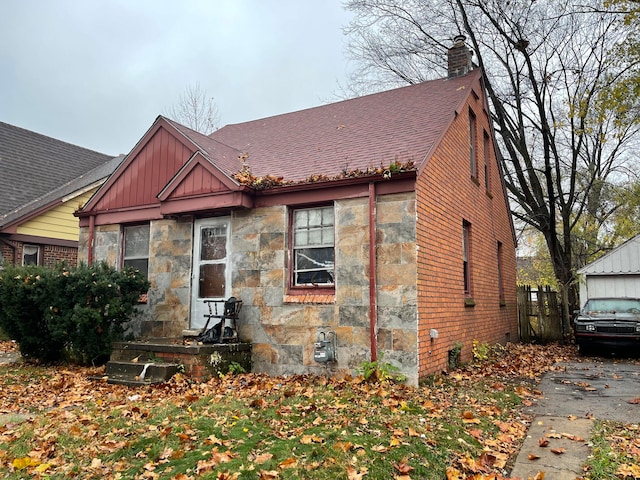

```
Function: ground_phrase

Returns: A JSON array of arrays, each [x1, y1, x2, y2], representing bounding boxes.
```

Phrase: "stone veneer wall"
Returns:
[[143, 219, 193, 338], [79, 191, 419, 383], [79, 220, 193, 339], [233, 193, 418, 384], [375, 193, 418, 384]]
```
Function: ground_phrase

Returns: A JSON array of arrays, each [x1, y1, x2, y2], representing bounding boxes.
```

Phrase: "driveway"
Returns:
[[510, 355, 640, 479], [532, 356, 640, 422]]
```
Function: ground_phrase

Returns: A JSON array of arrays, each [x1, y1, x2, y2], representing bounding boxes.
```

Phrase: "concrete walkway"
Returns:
[[510, 415, 592, 479], [0, 350, 20, 365], [510, 358, 640, 479]]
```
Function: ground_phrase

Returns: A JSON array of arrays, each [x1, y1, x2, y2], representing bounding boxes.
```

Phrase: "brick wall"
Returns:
[[1, 242, 15, 265], [0, 240, 78, 268], [43, 244, 78, 267], [416, 91, 518, 379]]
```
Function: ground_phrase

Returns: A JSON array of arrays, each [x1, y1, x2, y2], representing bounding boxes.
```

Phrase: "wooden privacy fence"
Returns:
[[518, 285, 564, 343]]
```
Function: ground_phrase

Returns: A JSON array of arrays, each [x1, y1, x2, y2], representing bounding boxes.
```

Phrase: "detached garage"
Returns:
[[578, 235, 640, 304]]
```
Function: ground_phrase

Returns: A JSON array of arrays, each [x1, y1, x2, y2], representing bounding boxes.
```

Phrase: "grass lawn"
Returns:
[[0, 342, 631, 479]]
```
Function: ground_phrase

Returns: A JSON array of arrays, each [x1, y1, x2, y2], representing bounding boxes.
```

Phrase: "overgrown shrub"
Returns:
[[0, 262, 149, 365]]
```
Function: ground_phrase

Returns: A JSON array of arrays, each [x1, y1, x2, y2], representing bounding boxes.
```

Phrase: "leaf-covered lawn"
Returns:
[[0, 342, 635, 479]]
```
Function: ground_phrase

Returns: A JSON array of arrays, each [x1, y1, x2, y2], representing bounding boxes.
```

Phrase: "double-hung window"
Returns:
[[469, 109, 477, 179], [292, 206, 335, 287], [462, 221, 471, 296], [123, 224, 150, 278], [497, 241, 505, 304], [483, 130, 490, 192]]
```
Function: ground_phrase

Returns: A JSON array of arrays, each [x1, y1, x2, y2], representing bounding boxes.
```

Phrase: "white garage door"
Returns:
[[585, 274, 640, 300]]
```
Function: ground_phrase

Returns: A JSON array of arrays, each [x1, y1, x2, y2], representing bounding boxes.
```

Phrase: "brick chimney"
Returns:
[[448, 35, 473, 78]]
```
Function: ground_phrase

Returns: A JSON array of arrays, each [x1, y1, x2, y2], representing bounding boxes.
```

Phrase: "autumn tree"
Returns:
[[344, 0, 640, 309], [166, 82, 220, 134]]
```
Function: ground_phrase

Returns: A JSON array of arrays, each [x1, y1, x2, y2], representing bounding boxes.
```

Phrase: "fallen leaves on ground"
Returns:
[[0, 341, 18, 353], [0, 342, 620, 479], [583, 418, 640, 479]]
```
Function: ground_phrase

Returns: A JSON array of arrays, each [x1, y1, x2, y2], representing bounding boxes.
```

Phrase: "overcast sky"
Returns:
[[0, 1, 353, 156]]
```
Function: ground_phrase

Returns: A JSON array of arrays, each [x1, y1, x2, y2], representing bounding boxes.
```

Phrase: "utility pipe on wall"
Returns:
[[368, 182, 378, 362]]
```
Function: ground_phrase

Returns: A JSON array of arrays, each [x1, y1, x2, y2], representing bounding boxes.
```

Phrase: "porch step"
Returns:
[[99, 339, 252, 383], [101, 360, 180, 386]]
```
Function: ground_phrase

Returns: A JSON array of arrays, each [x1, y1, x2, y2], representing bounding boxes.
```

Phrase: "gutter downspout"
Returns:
[[368, 182, 378, 362], [88, 214, 95, 265]]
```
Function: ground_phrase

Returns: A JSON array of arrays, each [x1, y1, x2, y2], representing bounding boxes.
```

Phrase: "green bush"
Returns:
[[357, 353, 406, 383], [0, 262, 149, 365]]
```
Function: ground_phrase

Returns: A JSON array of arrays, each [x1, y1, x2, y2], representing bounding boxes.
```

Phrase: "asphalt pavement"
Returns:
[[510, 356, 640, 479]]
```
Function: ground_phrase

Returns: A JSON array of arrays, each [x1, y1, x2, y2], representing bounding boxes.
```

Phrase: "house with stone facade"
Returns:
[[77, 39, 518, 385], [0, 121, 120, 268]]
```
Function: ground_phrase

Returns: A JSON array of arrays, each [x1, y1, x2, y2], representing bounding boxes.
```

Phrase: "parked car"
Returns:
[[574, 297, 640, 353]]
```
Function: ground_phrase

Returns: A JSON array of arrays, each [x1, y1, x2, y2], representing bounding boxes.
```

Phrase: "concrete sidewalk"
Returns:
[[0, 350, 20, 365], [510, 415, 592, 479], [510, 358, 640, 479]]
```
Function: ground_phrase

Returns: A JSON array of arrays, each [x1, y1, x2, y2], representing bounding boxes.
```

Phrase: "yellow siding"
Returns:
[[17, 188, 98, 241]]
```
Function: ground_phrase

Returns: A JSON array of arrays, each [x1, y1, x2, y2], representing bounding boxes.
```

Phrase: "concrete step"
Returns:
[[102, 360, 180, 386]]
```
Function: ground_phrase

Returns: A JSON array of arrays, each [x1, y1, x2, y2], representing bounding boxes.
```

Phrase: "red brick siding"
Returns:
[[0, 240, 78, 268], [43, 245, 78, 268], [1, 242, 16, 265], [416, 92, 517, 379]]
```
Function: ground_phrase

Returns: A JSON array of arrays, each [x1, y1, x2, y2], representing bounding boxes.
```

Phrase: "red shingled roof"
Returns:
[[81, 70, 483, 217], [208, 69, 481, 182], [165, 118, 244, 177]]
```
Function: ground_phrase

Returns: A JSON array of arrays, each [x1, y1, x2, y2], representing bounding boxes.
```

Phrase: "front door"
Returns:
[[190, 217, 231, 329]]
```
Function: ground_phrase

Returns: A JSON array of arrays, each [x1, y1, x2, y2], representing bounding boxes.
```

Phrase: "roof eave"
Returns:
[[251, 169, 417, 196]]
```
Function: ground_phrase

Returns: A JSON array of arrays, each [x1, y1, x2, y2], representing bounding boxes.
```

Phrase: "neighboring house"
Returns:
[[577, 235, 640, 304], [0, 121, 120, 268], [77, 38, 518, 384]]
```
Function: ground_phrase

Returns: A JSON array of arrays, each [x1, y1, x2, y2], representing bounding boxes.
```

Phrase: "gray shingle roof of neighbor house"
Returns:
[[204, 69, 482, 181], [0, 155, 125, 229], [0, 121, 115, 220]]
